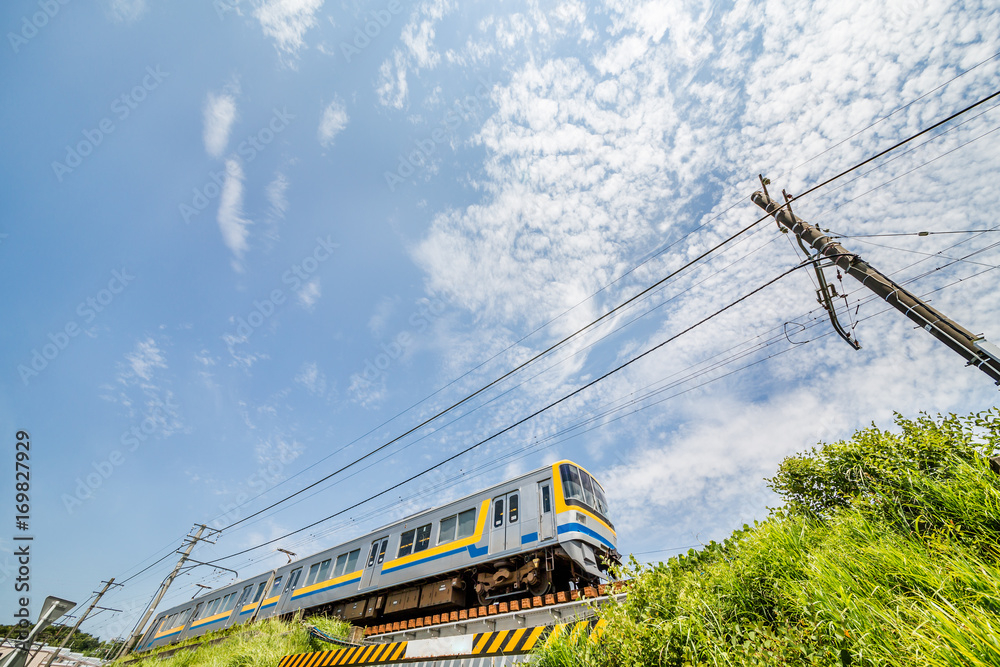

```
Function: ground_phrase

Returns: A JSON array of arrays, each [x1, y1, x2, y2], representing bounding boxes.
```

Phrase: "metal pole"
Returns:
[[42, 580, 116, 667], [751, 190, 1000, 384], [116, 525, 207, 659]]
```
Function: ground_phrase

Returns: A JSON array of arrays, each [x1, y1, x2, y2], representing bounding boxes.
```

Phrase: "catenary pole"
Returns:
[[751, 189, 1000, 384], [116, 526, 208, 659], [43, 579, 118, 667]]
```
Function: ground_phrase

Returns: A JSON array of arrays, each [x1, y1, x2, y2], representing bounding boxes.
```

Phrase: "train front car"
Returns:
[[551, 460, 618, 584]]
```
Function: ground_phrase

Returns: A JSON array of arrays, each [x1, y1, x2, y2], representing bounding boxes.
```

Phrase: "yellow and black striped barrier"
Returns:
[[278, 619, 606, 666]]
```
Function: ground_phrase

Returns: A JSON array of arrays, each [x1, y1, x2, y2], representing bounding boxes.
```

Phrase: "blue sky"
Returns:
[[2, 0, 999, 642]]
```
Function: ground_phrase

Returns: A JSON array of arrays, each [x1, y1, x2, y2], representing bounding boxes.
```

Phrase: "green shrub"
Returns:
[[533, 409, 1000, 666]]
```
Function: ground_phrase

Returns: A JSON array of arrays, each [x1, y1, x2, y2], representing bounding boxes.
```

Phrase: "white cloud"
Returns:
[[405, 0, 1000, 551], [222, 333, 270, 371], [254, 0, 324, 56], [297, 278, 321, 309], [266, 172, 289, 219], [109, 337, 184, 439], [295, 361, 327, 396], [368, 296, 399, 336], [318, 101, 349, 147], [203, 92, 238, 158], [126, 338, 167, 381], [348, 371, 387, 408], [217, 159, 252, 268], [376, 49, 410, 110], [106, 0, 148, 23]]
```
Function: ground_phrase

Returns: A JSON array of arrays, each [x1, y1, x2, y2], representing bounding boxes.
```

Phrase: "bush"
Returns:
[[533, 409, 1000, 666]]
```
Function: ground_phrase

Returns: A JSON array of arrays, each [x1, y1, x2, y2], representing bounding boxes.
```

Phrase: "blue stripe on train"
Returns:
[[557, 522, 613, 549], [292, 577, 362, 600]]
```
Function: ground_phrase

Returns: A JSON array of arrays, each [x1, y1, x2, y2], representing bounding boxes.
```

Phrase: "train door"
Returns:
[[360, 536, 389, 589], [223, 585, 253, 629], [537, 480, 555, 541], [275, 567, 302, 613], [489, 491, 521, 553]]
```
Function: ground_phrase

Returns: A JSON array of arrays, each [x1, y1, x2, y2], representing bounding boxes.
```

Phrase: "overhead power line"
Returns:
[[209, 84, 1000, 540], [206, 253, 848, 566]]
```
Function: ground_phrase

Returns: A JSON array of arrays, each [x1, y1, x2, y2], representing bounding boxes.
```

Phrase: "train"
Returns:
[[136, 460, 618, 651]]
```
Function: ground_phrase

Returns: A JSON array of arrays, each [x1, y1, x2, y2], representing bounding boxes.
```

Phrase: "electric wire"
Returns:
[[791, 49, 1000, 171], [208, 227, 786, 540], [103, 82, 1000, 637], [201, 86, 1000, 546]]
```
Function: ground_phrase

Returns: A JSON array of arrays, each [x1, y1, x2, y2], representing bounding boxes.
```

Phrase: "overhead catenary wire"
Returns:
[[206, 254, 856, 566], [100, 80, 1000, 637], [212, 202, 1000, 576], [208, 228, 787, 541], [791, 48, 1000, 172], [142, 245, 1000, 614], [211, 85, 1000, 541], [142, 227, 1000, 609], [206, 68, 1000, 531]]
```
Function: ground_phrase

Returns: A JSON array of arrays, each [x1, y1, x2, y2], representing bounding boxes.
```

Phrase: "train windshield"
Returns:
[[559, 463, 612, 526]]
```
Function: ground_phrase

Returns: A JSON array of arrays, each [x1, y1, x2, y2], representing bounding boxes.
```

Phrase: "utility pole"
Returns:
[[751, 187, 1000, 384], [116, 525, 214, 659], [43, 580, 120, 667]]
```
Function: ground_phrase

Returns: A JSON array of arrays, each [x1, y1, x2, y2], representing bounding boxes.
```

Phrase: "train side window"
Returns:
[[334, 553, 349, 577], [317, 558, 332, 582], [439, 515, 457, 544], [591, 477, 609, 514], [377, 538, 388, 564], [268, 577, 283, 597], [493, 498, 504, 527], [457, 508, 476, 538], [238, 585, 252, 605], [366, 541, 380, 567], [509, 493, 519, 523], [579, 471, 597, 508], [305, 562, 321, 586], [345, 549, 361, 573], [207, 599, 220, 616], [398, 530, 415, 557], [415, 524, 431, 552], [223, 594, 237, 612], [541, 485, 551, 513], [560, 464, 585, 502], [253, 582, 266, 603], [192, 603, 203, 621]]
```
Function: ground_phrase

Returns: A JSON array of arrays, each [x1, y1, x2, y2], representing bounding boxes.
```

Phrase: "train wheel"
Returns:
[[527, 571, 551, 597]]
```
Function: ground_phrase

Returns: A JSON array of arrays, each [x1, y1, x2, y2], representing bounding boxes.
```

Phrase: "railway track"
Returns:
[[282, 589, 626, 666], [362, 582, 625, 640]]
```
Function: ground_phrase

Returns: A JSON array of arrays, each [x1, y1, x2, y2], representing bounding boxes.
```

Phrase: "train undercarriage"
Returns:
[[302, 544, 613, 629]]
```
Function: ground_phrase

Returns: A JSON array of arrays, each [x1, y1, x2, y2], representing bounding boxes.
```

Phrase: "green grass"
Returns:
[[533, 409, 1000, 666], [116, 616, 351, 667]]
